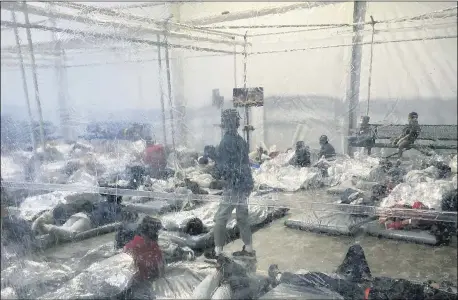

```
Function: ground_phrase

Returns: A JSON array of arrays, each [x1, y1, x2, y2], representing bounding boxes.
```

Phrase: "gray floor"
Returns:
[[42, 190, 457, 285]]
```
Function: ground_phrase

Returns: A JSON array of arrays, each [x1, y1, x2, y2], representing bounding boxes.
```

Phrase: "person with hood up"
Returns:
[[289, 141, 311, 168], [124, 216, 165, 280], [393, 112, 421, 158], [205, 109, 255, 259]]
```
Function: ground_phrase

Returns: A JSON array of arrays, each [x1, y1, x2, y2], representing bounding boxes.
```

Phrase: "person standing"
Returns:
[[206, 109, 255, 259]]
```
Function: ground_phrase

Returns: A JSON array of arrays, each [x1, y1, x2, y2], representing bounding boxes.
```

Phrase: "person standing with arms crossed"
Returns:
[[205, 109, 256, 260]]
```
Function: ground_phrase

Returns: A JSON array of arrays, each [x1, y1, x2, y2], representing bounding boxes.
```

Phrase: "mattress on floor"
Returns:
[[284, 212, 370, 236], [159, 195, 289, 250], [260, 283, 344, 300], [124, 199, 182, 215], [361, 221, 438, 245]]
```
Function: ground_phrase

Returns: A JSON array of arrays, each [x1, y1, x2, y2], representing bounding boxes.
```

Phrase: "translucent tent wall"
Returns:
[[0, 2, 244, 153], [1, 1, 456, 182], [177, 2, 457, 153]]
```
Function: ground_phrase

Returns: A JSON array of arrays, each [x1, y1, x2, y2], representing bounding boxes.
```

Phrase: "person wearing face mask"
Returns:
[[393, 112, 421, 158]]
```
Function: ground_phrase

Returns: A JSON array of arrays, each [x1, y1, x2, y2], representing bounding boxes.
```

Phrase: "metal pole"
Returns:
[[10, 10, 37, 152], [231, 38, 237, 139], [366, 15, 376, 116], [61, 49, 71, 141], [156, 34, 167, 146], [48, 6, 69, 141], [22, 1, 46, 150], [163, 24, 177, 153], [345, 1, 367, 156], [243, 31, 250, 151]]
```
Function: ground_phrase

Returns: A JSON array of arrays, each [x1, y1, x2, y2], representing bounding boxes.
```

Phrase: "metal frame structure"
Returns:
[[1, 2, 456, 154]]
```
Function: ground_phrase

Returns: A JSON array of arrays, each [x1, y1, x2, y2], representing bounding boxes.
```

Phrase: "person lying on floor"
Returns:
[[32, 194, 124, 240]]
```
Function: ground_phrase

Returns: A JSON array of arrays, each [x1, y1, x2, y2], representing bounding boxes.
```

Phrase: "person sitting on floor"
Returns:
[[289, 141, 311, 168], [143, 137, 174, 180], [315, 135, 336, 177], [124, 216, 165, 281]]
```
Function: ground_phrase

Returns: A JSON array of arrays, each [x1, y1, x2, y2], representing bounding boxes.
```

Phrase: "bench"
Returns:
[[350, 124, 458, 152]]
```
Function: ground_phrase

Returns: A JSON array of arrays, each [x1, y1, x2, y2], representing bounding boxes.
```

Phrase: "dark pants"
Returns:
[[348, 136, 374, 155]]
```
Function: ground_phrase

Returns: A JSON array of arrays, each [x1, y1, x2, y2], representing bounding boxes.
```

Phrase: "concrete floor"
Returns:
[[43, 190, 457, 285]]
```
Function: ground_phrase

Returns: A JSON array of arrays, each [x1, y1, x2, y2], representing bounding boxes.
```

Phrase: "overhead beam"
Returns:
[[1, 2, 247, 47], [56, 2, 245, 39], [0, 20, 242, 55], [187, 2, 339, 26]]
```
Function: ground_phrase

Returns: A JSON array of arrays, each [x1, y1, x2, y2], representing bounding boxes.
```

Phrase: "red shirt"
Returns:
[[143, 145, 167, 169], [124, 235, 164, 280]]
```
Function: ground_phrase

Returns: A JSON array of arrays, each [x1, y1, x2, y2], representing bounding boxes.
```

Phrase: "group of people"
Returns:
[[349, 112, 421, 158], [1, 107, 453, 292]]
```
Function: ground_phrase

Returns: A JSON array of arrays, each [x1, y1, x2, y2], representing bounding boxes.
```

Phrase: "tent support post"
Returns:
[[345, 1, 367, 157], [11, 10, 37, 152], [22, 1, 46, 150], [156, 34, 168, 146]]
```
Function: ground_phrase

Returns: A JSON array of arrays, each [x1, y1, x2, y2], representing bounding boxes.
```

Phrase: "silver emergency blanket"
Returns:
[[1, 259, 75, 299], [284, 211, 370, 236], [158, 193, 288, 250], [39, 253, 136, 299], [129, 260, 215, 299]]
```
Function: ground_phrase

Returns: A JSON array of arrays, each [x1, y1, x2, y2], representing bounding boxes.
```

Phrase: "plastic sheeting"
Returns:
[[1, 259, 76, 299], [39, 253, 136, 299], [159, 194, 288, 250], [252, 152, 380, 192], [380, 173, 455, 209]]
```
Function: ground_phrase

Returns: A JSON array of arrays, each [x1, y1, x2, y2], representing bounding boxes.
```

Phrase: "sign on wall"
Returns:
[[233, 87, 264, 107]]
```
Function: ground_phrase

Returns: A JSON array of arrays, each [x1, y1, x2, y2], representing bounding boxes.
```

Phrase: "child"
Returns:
[[124, 216, 165, 280]]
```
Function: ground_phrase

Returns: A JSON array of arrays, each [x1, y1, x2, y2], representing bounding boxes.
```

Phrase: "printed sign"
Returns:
[[233, 87, 264, 107]]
